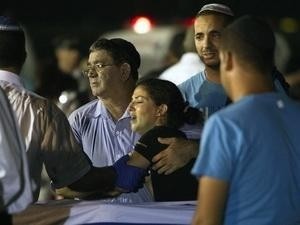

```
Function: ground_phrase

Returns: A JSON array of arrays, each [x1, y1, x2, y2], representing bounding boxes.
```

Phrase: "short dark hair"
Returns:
[[0, 22, 26, 68], [220, 15, 275, 74], [89, 38, 140, 81], [136, 78, 202, 128]]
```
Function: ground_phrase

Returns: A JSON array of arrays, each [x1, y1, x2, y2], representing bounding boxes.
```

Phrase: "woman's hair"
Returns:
[[136, 78, 203, 128]]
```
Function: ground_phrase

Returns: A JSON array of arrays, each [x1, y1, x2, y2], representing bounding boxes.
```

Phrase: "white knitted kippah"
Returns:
[[198, 3, 234, 16]]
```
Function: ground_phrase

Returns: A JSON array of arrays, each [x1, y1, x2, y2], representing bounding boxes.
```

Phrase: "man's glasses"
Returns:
[[82, 63, 114, 76]]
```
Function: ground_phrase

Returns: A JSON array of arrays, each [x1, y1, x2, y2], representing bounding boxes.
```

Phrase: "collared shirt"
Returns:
[[69, 99, 140, 166], [69, 100, 153, 203], [0, 87, 33, 213], [0, 70, 91, 201], [159, 52, 205, 85]]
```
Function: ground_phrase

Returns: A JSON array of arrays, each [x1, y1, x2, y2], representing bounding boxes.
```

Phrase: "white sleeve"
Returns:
[[0, 88, 33, 213]]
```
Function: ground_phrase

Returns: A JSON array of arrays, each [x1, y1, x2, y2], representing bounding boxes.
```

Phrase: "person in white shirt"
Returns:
[[0, 86, 33, 223], [159, 26, 204, 85]]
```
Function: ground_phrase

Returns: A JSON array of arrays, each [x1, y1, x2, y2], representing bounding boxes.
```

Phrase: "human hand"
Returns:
[[55, 187, 97, 199], [152, 137, 199, 175], [113, 155, 148, 193]]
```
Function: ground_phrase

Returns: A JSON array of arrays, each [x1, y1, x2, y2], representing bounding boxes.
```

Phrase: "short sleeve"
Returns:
[[191, 114, 243, 181], [68, 110, 82, 144], [178, 80, 189, 101]]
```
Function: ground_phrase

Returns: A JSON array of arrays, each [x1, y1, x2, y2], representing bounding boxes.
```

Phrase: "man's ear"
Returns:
[[120, 63, 131, 81], [223, 50, 233, 71], [156, 104, 168, 116]]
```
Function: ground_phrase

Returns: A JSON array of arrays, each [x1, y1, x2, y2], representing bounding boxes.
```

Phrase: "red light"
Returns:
[[182, 17, 196, 27], [130, 16, 153, 34]]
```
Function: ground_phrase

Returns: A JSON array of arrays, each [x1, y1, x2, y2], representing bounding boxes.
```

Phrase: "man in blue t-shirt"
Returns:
[[178, 3, 289, 118], [151, 3, 236, 175], [153, 2, 290, 176], [192, 15, 300, 225]]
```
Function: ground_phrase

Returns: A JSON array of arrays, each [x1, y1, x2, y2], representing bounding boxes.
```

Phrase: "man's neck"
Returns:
[[104, 101, 129, 121], [232, 74, 274, 102], [100, 89, 133, 121], [205, 66, 221, 84]]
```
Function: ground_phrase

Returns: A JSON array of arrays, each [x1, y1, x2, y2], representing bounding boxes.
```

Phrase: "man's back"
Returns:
[[0, 71, 91, 201], [193, 93, 300, 224], [0, 87, 33, 214]]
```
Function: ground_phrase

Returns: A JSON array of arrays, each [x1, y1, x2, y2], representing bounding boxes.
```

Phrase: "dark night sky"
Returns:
[[1, 0, 300, 61], [3, 0, 300, 19]]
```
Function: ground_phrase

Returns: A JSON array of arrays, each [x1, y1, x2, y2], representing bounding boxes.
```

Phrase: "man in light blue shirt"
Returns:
[[69, 100, 151, 203], [150, 3, 235, 176], [69, 38, 153, 203], [69, 38, 202, 203], [192, 15, 300, 225], [152, 3, 290, 178], [178, 3, 289, 118], [151, 3, 235, 175]]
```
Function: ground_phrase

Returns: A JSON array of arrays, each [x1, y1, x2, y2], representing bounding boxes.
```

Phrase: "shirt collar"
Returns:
[[0, 70, 24, 87], [92, 100, 131, 121]]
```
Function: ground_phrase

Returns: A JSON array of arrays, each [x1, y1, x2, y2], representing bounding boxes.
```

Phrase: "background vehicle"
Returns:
[[101, 16, 186, 78]]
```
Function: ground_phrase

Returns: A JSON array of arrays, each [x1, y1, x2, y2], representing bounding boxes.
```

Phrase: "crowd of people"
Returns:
[[1, 2, 300, 225]]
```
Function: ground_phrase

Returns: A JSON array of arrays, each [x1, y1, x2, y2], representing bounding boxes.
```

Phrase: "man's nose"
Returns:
[[87, 69, 97, 78], [202, 35, 211, 47], [128, 101, 135, 111]]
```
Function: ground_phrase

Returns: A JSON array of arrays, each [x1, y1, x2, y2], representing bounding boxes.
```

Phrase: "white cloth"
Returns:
[[14, 200, 195, 224], [0, 87, 33, 213], [67, 200, 195, 224], [159, 52, 205, 85]]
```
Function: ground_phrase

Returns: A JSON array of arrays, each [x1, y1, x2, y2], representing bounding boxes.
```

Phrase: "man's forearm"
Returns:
[[65, 156, 148, 196], [68, 166, 116, 193]]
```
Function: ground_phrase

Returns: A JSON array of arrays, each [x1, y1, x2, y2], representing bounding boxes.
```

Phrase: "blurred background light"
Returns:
[[131, 16, 153, 34], [279, 17, 299, 33]]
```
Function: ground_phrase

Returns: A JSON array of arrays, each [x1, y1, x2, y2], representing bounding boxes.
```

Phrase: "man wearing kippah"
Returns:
[[0, 16, 146, 202], [179, 2, 289, 117], [192, 15, 300, 225], [151, 2, 290, 176], [178, 3, 235, 118]]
